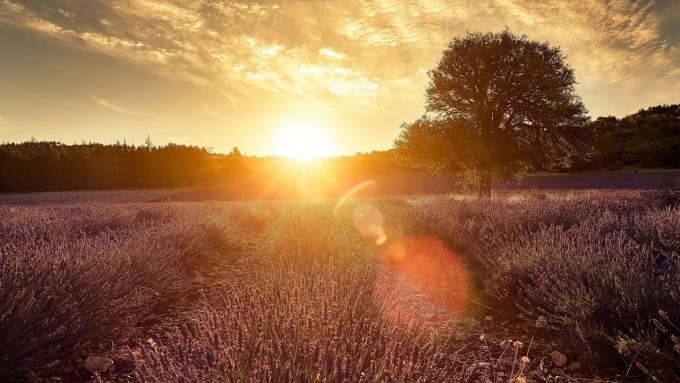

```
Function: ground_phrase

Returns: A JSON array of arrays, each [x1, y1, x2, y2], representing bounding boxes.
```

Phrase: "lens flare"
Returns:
[[334, 180, 387, 244], [332, 180, 379, 216], [376, 237, 470, 326], [351, 203, 387, 245]]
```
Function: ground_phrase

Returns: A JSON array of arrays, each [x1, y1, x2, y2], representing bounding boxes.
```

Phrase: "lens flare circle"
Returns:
[[351, 203, 387, 245], [333, 180, 379, 216], [376, 236, 470, 326]]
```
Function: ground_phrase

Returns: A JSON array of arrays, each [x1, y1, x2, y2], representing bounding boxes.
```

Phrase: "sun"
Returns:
[[273, 120, 333, 160]]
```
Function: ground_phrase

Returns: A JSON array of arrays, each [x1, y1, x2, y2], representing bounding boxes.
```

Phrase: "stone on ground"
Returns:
[[550, 351, 568, 367], [85, 356, 114, 373]]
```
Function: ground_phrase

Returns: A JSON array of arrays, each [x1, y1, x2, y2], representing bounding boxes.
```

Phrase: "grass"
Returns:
[[0, 191, 678, 382]]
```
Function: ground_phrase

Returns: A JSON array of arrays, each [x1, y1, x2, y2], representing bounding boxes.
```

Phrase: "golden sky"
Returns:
[[0, 0, 678, 155]]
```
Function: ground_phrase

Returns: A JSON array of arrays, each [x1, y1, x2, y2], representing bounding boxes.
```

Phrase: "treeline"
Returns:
[[1, 103, 679, 193], [0, 141, 216, 192], [574, 104, 680, 170], [0, 141, 407, 193]]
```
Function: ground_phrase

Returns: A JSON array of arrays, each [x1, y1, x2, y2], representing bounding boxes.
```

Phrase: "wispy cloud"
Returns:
[[92, 97, 132, 115], [0, 114, 10, 132]]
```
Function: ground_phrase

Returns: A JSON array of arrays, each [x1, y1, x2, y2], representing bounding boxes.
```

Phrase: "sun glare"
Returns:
[[273, 121, 333, 160]]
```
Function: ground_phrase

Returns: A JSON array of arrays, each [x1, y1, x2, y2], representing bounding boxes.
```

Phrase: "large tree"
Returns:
[[395, 30, 592, 196]]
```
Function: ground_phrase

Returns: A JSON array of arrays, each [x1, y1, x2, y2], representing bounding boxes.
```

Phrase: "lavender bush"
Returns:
[[0, 191, 678, 382]]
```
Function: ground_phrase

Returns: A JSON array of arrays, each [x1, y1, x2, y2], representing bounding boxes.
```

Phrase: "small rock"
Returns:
[[551, 351, 568, 367], [191, 274, 205, 285], [454, 332, 467, 341], [500, 339, 510, 348], [85, 356, 114, 373], [484, 316, 493, 321], [568, 361, 582, 370]]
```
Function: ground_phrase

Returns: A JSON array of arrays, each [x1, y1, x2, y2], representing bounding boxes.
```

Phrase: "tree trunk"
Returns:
[[477, 170, 492, 198], [478, 117, 493, 198]]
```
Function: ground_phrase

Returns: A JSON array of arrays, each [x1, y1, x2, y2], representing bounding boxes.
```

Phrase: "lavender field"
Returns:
[[1, 191, 679, 382]]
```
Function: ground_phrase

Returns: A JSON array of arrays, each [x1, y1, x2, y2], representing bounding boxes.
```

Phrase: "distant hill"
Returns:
[[574, 104, 680, 170]]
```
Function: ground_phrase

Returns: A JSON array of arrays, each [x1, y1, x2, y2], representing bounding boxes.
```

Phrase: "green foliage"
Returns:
[[574, 104, 680, 170], [395, 30, 592, 195]]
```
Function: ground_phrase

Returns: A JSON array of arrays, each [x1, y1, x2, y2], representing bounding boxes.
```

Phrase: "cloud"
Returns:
[[0, 114, 10, 132], [3, 0, 676, 107], [92, 97, 132, 115]]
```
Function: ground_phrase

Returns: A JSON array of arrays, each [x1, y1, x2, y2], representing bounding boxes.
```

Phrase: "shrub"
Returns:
[[0, 204, 236, 380], [2, 191, 679, 381]]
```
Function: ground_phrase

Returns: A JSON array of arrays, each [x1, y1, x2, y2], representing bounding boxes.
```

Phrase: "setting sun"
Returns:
[[3, 1, 680, 382], [272, 121, 333, 160]]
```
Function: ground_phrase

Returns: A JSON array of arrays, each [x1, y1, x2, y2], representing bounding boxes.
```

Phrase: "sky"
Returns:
[[0, 0, 678, 156]]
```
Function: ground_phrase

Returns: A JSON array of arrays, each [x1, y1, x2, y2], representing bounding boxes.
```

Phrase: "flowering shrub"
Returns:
[[1, 191, 678, 381]]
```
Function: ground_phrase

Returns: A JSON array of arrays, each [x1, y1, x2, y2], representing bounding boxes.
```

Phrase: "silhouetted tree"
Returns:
[[144, 135, 154, 150], [395, 30, 592, 196]]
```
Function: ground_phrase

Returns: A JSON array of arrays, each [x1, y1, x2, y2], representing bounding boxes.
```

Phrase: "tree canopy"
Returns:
[[395, 30, 592, 196], [577, 104, 680, 170]]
